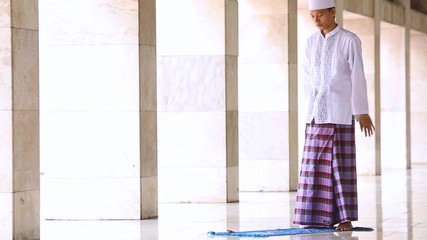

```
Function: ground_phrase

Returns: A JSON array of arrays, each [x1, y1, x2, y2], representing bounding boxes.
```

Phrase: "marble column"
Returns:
[[287, 1, 299, 191], [157, 0, 238, 202], [0, 1, 40, 239], [404, 0, 412, 168], [335, 0, 344, 25], [40, 0, 155, 219], [139, 0, 158, 219], [374, 0, 382, 174], [239, 0, 295, 192]]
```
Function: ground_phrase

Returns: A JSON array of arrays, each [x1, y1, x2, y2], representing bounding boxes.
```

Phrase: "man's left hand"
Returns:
[[359, 114, 375, 137]]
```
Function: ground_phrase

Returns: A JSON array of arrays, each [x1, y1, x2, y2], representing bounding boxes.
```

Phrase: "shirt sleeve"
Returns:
[[303, 38, 312, 101], [349, 36, 369, 116]]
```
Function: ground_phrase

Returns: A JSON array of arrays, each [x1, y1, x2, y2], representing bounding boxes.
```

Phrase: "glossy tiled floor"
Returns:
[[41, 164, 427, 239]]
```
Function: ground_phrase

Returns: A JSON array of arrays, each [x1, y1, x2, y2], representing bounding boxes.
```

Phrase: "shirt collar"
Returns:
[[321, 25, 341, 38]]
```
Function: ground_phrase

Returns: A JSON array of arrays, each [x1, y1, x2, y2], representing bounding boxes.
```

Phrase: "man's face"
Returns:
[[310, 8, 336, 31]]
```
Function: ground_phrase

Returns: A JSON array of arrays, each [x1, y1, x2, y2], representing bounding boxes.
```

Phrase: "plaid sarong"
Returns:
[[293, 121, 358, 227]]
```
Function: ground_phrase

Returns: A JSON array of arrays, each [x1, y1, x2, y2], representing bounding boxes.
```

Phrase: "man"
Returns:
[[293, 0, 375, 231]]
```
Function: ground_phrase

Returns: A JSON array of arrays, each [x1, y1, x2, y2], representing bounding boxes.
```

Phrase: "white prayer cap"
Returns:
[[308, 0, 335, 10]]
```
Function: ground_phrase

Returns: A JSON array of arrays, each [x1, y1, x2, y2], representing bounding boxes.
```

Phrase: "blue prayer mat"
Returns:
[[207, 227, 374, 238]]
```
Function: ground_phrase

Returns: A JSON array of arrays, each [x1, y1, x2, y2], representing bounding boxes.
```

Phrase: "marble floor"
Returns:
[[40, 164, 427, 240]]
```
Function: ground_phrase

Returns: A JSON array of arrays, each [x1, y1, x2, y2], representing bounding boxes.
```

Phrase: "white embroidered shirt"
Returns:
[[303, 25, 369, 124]]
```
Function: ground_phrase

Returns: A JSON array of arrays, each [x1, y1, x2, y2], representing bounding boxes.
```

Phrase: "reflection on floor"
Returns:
[[41, 165, 427, 239]]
